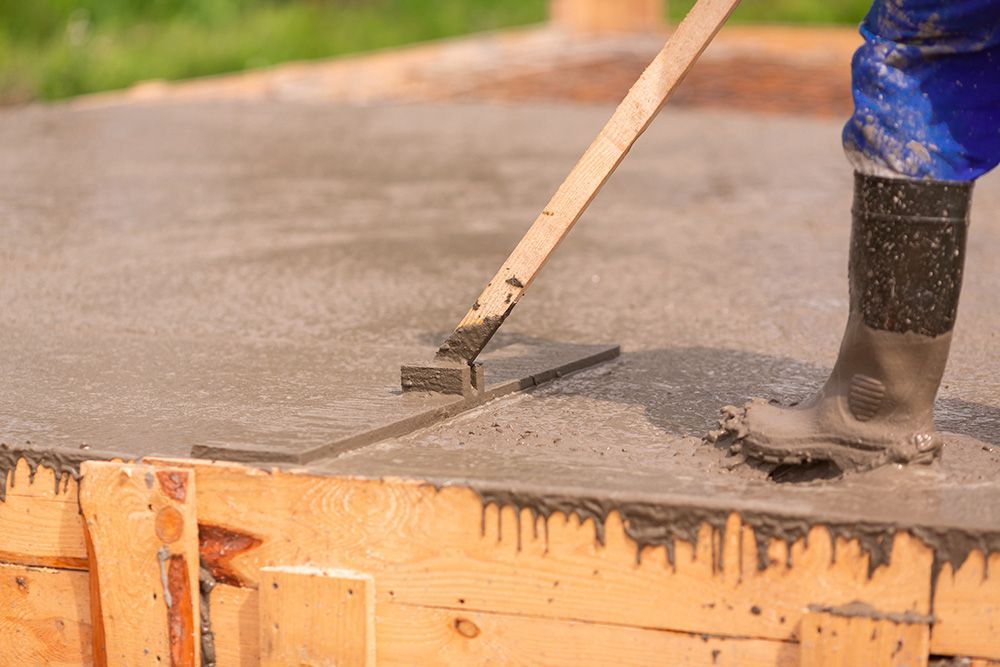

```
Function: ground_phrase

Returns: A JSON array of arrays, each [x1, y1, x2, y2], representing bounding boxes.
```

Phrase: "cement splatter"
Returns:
[[807, 601, 934, 624]]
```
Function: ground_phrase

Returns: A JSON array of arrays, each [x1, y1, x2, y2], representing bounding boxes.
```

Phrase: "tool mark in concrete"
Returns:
[[193, 344, 620, 464]]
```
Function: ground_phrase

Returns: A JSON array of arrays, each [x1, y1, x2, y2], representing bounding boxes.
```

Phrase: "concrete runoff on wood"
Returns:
[[1, 100, 999, 572]]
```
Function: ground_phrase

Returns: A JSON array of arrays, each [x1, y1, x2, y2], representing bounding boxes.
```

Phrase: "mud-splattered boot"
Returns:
[[720, 172, 973, 471]]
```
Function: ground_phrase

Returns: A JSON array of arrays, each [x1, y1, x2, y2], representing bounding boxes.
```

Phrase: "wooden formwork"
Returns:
[[550, 0, 666, 35], [1, 455, 999, 666]]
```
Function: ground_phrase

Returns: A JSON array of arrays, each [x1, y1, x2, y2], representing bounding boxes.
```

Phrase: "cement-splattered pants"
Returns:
[[844, 0, 1000, 182]]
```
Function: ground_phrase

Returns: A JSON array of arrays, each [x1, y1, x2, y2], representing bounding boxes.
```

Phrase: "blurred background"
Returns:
[[0, 0, 871, 109]]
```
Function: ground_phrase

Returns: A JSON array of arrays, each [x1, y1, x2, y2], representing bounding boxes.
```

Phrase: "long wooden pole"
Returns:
[[434, 0, 740, 363]]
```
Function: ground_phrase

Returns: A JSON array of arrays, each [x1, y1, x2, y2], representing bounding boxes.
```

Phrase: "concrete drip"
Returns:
[[0, 442, 131, 501], [461, 482, 1000, 591], [3, 442, 998, 611]]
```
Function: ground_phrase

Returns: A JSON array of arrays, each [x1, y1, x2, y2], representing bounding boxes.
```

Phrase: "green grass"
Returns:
[[0, 0, 868, 105], [0, 0, 547, 104], [669, 0, 870, 25]]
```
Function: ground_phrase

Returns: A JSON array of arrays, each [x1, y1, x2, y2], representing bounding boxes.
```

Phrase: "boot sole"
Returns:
[[741, 434, 889, 471], [741, 433, 940, 471]]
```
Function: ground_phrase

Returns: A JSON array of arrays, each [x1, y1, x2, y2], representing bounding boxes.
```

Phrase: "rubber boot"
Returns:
[[722, 172, 973, 471]]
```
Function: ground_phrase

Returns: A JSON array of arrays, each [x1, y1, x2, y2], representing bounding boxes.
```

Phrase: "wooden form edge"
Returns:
[[2, 451, 999, 662], [145, 457, 1000, 662]]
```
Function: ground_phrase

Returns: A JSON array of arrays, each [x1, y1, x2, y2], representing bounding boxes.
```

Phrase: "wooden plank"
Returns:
[[213, 584, 258, 667], [214, 583, 797, 667], [0, 458, 88, 569], [79, 461, 200, 666], [799, 610, 929, 667], [931, 550, 1000, 660], [550, 0, 666, 34], [158, 459, 932, 643], [0, 562, 93, 666], [84, 520, 109, 667], [434, 0, 740, 363], [258, 566, 375, 667]]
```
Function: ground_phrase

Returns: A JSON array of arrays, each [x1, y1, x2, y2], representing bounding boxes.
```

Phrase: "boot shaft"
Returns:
[[849, 173, 973, 337]]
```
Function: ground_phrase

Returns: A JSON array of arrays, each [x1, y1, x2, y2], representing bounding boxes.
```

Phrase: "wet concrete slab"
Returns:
[[2, 100, 999, 554]]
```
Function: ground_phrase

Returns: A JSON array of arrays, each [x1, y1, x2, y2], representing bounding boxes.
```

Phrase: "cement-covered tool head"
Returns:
[[400, 360, 485, 397]]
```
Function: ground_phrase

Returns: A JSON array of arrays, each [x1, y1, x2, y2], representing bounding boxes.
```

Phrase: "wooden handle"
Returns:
[[435, 0, 740, 362]]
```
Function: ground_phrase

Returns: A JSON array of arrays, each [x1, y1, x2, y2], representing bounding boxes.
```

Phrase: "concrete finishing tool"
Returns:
[[402, 0, 741, 395]]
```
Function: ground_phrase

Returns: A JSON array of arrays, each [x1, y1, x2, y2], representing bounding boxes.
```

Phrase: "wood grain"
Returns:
[[799, 610, 929, 667], [79, 461, 200, 666], [215, 583, 798, 667], [436, 0, 741, 361], [0, 458, 88, 569], [931, 550, 1000, 660], [259, 566, 375, 667], [0, 562, 93, 666], [158, 459, 933, 644]]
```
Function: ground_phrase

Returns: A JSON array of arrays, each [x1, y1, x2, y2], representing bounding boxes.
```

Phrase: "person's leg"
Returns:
[[844, 0, 1000, 180], [719, 0, 1000, 471]]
